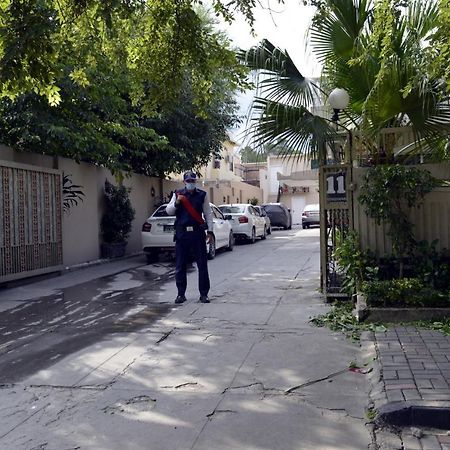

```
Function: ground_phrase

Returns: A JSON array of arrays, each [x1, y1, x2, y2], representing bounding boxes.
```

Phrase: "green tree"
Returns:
[[0, 0, 256, 107], [0, 5, 242, 176], [240, 0, 450, 163], [240, 145, 269, 163]]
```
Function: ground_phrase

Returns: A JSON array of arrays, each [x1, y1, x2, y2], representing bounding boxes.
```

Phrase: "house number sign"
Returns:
[[326, 171, 347, 203]]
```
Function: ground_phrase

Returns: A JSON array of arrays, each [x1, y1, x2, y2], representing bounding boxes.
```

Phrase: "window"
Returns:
[[214, 159, 221, 169], [212, 206, 224, 220], [152, 205, 169, 217], [219, 205, 245, 214]]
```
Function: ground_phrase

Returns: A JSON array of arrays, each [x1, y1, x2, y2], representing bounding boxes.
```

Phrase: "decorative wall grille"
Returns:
[[0, 160, 63, 283]]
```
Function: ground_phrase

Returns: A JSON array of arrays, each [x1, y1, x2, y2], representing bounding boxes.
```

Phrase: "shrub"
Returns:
[[362, 278, 449, 307], [333, 230, 378, 295], [101, 180, 135, 244]]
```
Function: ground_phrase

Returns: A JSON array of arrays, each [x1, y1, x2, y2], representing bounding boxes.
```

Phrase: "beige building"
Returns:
[[264, 155, 319, 225], [193, 138, 263, 206]]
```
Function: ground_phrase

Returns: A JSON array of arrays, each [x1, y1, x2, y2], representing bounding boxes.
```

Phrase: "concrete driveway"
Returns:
[[0, 227, 374, 449]]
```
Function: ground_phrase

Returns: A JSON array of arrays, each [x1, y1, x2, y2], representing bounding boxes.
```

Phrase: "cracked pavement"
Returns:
[[0, 228, 375, 449]]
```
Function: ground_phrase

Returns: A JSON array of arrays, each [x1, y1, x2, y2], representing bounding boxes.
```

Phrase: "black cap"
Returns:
[[183, 171, 197, 181]]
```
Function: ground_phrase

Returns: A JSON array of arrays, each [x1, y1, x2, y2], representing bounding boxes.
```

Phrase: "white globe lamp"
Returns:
[[329, 88, 350, 122]]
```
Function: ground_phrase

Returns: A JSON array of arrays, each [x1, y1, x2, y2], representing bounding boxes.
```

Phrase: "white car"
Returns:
[[218, 204, 267, 243], [254, 205, 272, 235], [141, 203, 234, 263]]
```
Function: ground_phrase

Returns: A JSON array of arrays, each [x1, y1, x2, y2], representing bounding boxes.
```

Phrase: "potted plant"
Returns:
[[100, 180, 135, 258]]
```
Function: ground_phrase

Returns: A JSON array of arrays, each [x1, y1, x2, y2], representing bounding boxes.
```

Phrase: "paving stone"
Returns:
[[401, 389, 422, 401], [376, 430, 403, 450], [397, 370, 413, 379], [416, 379, 433, 389], [438, 435, 450, 445], [383, 370, 398, 380], [385, 383, 416, 390], [401, 433, 421, 450], [386, 390, 405, 401], [420, 434, 442, 450], [431, 379, 450, 389]]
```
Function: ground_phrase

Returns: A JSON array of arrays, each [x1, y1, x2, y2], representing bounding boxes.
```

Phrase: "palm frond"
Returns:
[[309, 0, 371, 64], [238, 39, 318, 108], [247, 98, 339, 162]]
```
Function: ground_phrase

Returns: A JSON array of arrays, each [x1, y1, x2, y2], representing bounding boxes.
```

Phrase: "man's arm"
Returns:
[[203, 193, 214, 232], [166, 193, 178, 216]]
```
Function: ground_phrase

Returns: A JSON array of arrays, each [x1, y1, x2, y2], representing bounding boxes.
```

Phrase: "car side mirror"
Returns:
[[225, 214, 233, 220]]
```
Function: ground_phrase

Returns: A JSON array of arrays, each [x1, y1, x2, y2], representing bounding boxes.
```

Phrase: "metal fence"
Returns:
[[0, 160, 63, 283], [319, 164, 353, 299]]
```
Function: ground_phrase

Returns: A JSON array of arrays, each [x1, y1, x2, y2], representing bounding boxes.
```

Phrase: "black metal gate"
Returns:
[[319, 164, 353, 299]]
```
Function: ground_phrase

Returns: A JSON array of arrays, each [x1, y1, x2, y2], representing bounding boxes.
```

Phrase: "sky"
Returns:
[[215, 0, 320, 147]]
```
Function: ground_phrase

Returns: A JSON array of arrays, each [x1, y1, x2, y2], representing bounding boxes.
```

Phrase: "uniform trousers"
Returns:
[[175, 230, 210, 297]]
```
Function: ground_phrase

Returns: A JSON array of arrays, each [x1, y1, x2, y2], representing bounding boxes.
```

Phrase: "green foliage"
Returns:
[[309, 301, 387, 341], [359, 165, 440, 271], [412, 240, 450, 291], [0, 6, 240, 176], [62, 174, 85, 213], [101, 180, 135, 243], [333, 230, 378, 295], [248, 197, 259, 205], [362, 278, 449, 308], [239, 146, 268, 163], [0, 0, 250, 109], [414, 319, 450, 336], [242, 0, 450, 163]]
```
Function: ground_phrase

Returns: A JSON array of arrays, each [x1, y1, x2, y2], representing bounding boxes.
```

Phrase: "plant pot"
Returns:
[[101, 242, 127, 259]]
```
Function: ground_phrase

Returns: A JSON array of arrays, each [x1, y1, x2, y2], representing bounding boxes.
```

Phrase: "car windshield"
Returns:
[[263, 205, 282, 212], [219, 205, 245, 214], [152, 205, 170, 217], [304, 204, 320, 212]]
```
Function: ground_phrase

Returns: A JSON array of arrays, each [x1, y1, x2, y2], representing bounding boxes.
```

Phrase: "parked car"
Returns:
[[141, 203, 234, 263], [302, 204, 320, 229], [218, 204, 267, 243], [254, 205, 271, 235], [261, 203, 292, 230]]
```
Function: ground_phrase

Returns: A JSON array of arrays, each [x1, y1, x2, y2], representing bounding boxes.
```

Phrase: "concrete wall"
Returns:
[[0, 147, 162, 266], [1, 147, 263, 267]]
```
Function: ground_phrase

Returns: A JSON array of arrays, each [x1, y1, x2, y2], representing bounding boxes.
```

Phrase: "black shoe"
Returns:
[[199, 295, 210, 303], [175, 295, 186, 304]]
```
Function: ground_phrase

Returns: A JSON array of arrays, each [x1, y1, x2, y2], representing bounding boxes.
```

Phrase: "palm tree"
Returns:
[[239, 0, 450, 164]]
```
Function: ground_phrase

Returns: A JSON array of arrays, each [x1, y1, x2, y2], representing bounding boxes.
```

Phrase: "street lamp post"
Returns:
[[328, 88, 350, 124]]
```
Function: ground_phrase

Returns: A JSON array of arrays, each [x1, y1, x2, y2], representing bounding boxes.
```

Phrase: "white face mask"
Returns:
[[185, 182, 196, 191]]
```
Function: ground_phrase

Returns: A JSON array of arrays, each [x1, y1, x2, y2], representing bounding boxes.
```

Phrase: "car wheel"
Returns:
[[288, 224, 292, 230], [248, 228, 256, 244], [302, 224, 307, 229], [226, 232, 234, 251], [207, 236, 216, 260], [261, 226, 267, 240], [146, 250, 159, 264]]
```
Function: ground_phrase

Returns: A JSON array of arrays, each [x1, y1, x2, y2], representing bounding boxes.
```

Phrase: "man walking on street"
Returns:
[[166, 171, 213, 304]]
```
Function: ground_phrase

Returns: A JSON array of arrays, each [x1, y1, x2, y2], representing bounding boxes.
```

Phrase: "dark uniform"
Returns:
[[166, 174, 213, 303]]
